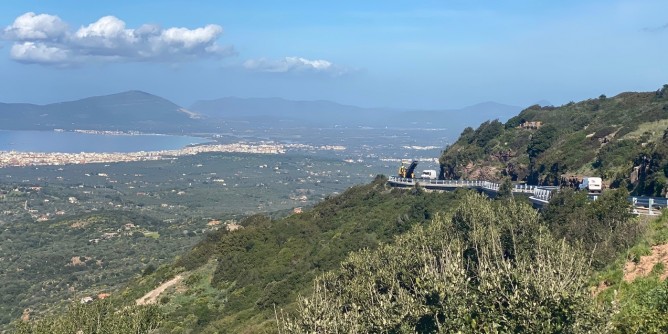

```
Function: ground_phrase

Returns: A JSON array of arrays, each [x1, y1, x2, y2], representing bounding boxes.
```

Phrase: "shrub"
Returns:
[[279, 194, 609, 333], [15, 300, 163, 334]]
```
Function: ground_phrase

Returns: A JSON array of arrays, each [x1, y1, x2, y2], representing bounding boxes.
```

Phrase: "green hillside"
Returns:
[[22, 186, 668, 333], [16, 86, 668, 333], [0, 210, 199, 326], [439, 85, 668, 195], [279, 191, 668, 333], [112, 176, 464, 333]]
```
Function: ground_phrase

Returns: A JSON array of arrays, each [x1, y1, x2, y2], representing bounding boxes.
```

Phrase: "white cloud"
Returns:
[[10, 42, 69, 64], [243, 56, 349, 76], [3, 12, 68, 40], [1, 12, 234, 65], [161, 25, 222, 49]]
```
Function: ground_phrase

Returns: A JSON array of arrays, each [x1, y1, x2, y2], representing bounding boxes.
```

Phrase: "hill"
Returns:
[[16, 86, 668, 333], [0, 92, 521, 134], [106, 177, 464, 333], [190, 97, 521, 129], [439, 85, 668, 196], [190, 97, 385, 124], [0, 210, 199, 326], [0, 91, 203, 132], [22, 185, 666, 333]]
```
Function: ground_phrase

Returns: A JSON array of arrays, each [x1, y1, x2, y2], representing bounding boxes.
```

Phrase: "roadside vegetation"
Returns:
[[15, 87, 668, 333], [280, 193, 609, 333], [20, 184, 668, 334]]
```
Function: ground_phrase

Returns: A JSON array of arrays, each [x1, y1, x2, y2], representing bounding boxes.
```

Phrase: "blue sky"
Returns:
[[0, 0, 666, 109]]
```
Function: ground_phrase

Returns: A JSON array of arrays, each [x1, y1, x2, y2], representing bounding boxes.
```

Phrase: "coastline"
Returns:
[[0, 142, 346, 168]]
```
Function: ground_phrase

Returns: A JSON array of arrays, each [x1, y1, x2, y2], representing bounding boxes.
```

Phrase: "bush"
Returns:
[[15, 300, 163, 334], [543, 188, 640, 269], [279, 194, 609, 333], [612, 278, 668, 333]]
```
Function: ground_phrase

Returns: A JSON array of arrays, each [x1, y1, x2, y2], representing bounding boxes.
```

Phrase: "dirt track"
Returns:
[[136, 275, 183, 305]]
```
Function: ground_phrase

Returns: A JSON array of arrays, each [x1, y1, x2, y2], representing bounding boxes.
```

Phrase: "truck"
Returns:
[[398, 160, 419, 179], [579, 177, 602, 193], [420, 170, 438, 180]]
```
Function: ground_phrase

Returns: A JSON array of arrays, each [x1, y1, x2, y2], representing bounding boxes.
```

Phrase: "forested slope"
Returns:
[[113, 176, 464, 333], [18, 85, 668, 333], [440, 85, 668, 196], [18, 172, 668, 333]]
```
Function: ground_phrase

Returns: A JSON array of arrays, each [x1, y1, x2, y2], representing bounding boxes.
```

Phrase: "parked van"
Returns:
[[420, 170, 438, 180], [579, 177, 602, 193]]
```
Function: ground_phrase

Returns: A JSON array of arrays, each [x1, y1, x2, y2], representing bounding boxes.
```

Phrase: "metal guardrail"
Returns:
[[387, 176, 555, 202], [388, 176, 668, 215]]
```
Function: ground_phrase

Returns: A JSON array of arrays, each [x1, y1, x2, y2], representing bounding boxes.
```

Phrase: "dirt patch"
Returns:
[[69, 221, 90, 228], [207, 220, 222, 226], [592, 281, 610, 296], [226, 222, 243, 232], [136, 275, 183, 305], [68, 256, 92, 266], [623, 244, 668, 282]]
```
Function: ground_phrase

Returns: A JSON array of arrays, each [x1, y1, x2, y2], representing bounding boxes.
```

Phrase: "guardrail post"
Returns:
[[649, 198, 655, 215]]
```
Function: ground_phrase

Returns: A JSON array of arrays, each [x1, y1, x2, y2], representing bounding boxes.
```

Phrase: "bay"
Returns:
[[0, 130, 210, 153]]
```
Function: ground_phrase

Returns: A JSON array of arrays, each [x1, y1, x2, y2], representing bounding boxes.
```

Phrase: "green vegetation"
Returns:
[[12, 86, 668, 332], [280, 194, 609, 333], [116, 176, 465, 333], [0, 152, 394, 328], [0, 210, 195, 326], [15, 177, 668, 334], [15, 300, 163, 334], [440, 85, 668, 195], [496, 176, 513, 200], [542, 188, 640, 269], [589, 210, 668, 333]]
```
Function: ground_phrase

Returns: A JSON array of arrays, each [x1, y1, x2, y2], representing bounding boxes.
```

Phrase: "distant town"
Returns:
[[0, 142, 346, 168]]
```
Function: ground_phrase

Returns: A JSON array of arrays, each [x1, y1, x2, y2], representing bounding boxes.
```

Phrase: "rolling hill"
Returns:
[[15, 86, 668, 333], [109, 177, 464, 333], [0, 91, 521, 134], [0, 91, 202, 132]]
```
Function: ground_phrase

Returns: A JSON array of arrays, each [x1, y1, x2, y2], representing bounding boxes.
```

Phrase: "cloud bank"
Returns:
[[2, 12, 234, 65], [243, 56, 350, 76]]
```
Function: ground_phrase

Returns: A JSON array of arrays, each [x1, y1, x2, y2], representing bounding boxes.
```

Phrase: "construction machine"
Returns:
[[398, 160, 419, 179]]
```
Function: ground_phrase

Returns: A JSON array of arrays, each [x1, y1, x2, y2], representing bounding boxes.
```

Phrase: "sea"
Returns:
[[0, 130, 209, 153]]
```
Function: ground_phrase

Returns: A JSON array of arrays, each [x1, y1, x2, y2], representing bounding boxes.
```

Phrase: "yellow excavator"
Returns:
[[398, 160, 419, 179]]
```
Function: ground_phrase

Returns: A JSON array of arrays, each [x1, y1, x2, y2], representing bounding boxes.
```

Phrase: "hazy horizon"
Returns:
[[1, 1, 667, 109]]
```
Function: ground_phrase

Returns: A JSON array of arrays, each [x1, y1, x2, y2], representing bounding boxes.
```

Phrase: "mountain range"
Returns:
[[0, 91, 522, 133], [0, 91, 201, 132], [190, 96, 522, 129]]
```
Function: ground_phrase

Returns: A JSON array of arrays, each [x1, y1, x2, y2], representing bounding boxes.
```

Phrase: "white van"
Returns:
[[420, 170, 438, 180], [579, 177, 602, 193]]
